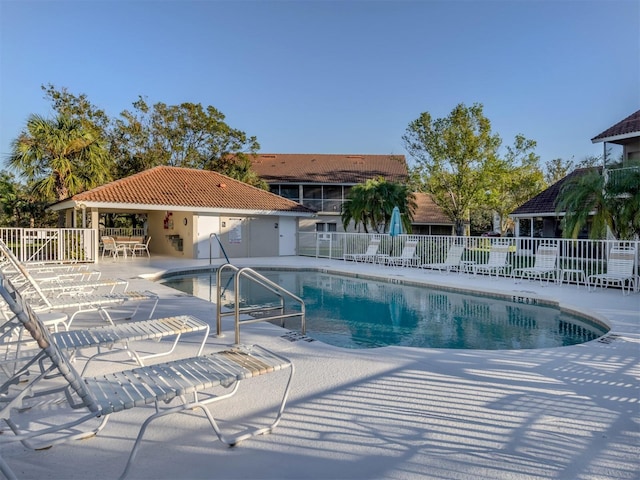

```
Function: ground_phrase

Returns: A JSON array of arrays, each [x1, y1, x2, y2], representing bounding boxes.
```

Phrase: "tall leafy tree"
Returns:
[[0, 172, 22, 226], [41, 85, 265, 187], [112, 97, 264, 186], [341, 177, 416, 233], [544, 158, 574, 185], [403, 103, 502, 235], [0, 172, 56, 227], [42, 83, 111, 132], [8, 113, 111, 226], [484, 134, 545, 234]]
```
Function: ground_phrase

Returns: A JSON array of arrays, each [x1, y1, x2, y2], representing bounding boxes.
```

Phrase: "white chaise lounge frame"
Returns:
[[0, 283, 294, 479], [587, 246, 637, 295], [421, 244, 465, 273], [344, 238, 381, 263]]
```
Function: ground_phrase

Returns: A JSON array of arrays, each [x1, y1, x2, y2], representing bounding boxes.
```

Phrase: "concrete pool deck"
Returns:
[[3, 255, 639, 480]]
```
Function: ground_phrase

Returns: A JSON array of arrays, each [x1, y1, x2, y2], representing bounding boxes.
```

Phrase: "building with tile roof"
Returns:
[[250, 153, 452, 234], [50, 166, 315, 259], [510, 109, 640, 239], [510, 168, 599, 238], [591, 109, 640, 156], [411, 193, 454, 235]]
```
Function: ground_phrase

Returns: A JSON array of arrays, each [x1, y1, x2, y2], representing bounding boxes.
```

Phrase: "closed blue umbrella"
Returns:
[[388, 206, 403, 237]]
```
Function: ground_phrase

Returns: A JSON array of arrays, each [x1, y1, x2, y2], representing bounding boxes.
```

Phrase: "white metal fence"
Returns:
[[300, 232, 639, 288], [1, 228, 638, 289], [0, 228, 98, 263]]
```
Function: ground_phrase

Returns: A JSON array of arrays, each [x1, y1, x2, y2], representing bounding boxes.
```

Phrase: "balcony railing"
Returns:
[[605, 165, 640, 189]]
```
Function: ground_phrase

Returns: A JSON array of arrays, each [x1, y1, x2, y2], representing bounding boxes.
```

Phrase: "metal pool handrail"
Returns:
[[216, 264, 306, 344], [209, 233, 230, 264]]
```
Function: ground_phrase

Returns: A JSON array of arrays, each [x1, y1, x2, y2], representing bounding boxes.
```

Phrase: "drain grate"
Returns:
[[281, 331, 315, 343], [597, 334, 622, 344]]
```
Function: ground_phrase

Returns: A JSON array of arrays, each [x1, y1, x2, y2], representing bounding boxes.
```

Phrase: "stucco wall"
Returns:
[[147, 211, 194, 257], [217, 216, 279, 258]]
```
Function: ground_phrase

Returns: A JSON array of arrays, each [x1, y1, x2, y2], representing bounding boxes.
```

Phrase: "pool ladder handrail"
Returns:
[[216, 263, 306, 345], [209, 233, 230, 264]]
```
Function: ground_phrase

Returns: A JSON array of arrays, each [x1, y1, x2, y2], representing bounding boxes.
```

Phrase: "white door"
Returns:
[[278, 217, 297, 256], [195, 215, 220, 259]]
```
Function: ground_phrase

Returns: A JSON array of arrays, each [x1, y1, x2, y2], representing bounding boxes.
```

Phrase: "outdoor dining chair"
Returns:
[[131, 237, 151, 257]]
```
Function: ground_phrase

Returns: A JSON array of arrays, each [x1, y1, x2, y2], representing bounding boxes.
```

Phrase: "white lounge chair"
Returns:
[[472, 244, 511, 277], [378, 240, 419, 267], [0, 243, 158, 330], [0, 283, 293, 479], [587, 246, 637, 295], [512, 243, 559, 285], [422, 244, 465, 273], [344, 238, 381, 263]]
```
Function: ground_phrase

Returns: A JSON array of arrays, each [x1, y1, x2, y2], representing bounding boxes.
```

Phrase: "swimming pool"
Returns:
[[160, 269, 608, 350]]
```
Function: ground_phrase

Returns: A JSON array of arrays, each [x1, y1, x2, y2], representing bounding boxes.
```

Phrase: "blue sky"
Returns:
[[1, 0, 638, 171]]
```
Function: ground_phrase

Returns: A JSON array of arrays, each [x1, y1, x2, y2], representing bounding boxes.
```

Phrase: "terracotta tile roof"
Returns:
[[250, 153, 408, 184], [411, 193, 453, 224], [510, 167, 600, 216], [66, 166, 314, 213], [591, 109, 640, 143]]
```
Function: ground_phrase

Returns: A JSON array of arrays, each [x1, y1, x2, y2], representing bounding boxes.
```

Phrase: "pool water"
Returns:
[[160, 269, 608, 350]]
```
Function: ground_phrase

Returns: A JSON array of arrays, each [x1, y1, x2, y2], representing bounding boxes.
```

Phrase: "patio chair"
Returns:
[[1, 272, 208, 404], [0, 240, 129, 296], [378, 240, 419, 267], [587, 246, 637, 295], [344, 238, 380, 263], [0, 282, 293, 479], [512, 243, 559, 285], [472, 244, 511, 277], [421, 244, 465, 273], [101, 236, 127, 259], [131, 237, 151, 258], [0, 239, 158, 329]]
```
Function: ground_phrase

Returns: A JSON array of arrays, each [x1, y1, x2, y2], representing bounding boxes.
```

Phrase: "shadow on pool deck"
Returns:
[[4, 255, 639, 480]]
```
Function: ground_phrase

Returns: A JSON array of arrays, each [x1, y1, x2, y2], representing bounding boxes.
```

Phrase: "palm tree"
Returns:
[[555, 167, 640, 240], [341, 178, 416, 233], [9, 114, 112, 226]]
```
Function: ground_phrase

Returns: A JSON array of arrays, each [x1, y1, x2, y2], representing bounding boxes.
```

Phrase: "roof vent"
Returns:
[[261, 155, 277, 158], [346, 155, 365, 159], [218, 183, 227, 188]]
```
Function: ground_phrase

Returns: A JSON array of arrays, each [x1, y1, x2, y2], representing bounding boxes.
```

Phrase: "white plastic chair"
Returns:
[[379, 240, 419, 267], [422, 244, 465, 273], [472, 244, 511, 277], [512, 243, 559, 284], [344, 238, 380, 263], [588, 246, 637, 295], [131, 237, 151, 257], [101, 236, 127, 259]]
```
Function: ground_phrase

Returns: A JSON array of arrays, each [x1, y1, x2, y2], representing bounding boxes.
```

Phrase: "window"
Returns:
[[278, 185, 300, 202], [302, 186, 323, 211], [316, 222, 337, 232]]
